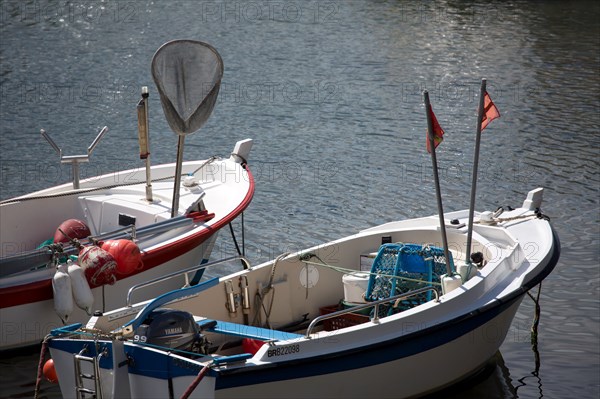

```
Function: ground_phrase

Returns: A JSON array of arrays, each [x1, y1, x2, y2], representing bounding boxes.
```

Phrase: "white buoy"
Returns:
[[67, 260, 94, 315], [52, 263, 73, 324]]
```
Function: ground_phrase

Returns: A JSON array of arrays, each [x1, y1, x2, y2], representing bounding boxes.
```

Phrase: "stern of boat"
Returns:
[[48, 331, 131, 399]]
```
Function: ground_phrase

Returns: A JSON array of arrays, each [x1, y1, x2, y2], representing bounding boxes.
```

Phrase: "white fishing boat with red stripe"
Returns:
[[0, 40, 254, 351]]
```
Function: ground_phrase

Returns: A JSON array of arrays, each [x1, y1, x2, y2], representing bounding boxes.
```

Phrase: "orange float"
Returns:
[[100, 239, 143, 275], [42, 358, 58, 383]]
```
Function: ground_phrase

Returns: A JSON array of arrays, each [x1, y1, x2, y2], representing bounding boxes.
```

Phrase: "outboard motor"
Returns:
[[134, 308, 206, 353]]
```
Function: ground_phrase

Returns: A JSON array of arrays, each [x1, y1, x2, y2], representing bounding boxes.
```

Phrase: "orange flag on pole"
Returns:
[[481, 91, 500, 131], [426, 108, 444, 153]]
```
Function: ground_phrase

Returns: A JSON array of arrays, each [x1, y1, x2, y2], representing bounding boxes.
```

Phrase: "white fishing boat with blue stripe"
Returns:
[[45, 187, 559, 398]]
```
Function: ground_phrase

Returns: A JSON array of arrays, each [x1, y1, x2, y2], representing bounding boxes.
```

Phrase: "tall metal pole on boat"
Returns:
[[171, 135, 185, 217], [137, 86, 153, 202], [465, 79, 487, 263], [423, 91, 452, 275]]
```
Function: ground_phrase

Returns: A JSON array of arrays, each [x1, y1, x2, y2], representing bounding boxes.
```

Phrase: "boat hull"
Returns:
[[223, 300, 523, 398], [129, 296, 523, 399], [48, 294, 523, 399]]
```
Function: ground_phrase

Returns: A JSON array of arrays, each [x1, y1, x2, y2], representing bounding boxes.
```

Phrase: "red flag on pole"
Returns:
[[426, 108, 444, 153], [481, 91, 500, 131]]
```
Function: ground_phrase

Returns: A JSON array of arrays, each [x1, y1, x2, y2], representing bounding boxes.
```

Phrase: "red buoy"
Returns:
[[78, 245, 117, 286], [43, 358, 58, 383], [100, 239, 143, 275], [54, 219, 91, 243]]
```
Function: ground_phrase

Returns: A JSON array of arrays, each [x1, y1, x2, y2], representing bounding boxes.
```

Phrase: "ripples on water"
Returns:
[[1, 1, 598, 398]]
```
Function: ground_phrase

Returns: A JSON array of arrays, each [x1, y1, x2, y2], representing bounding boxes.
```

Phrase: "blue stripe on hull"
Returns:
[[213, 293, 522, 390], [125, 292, 521, 386]]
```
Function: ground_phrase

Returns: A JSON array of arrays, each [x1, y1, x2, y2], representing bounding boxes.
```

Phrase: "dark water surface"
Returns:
[[1, 1, 598, 398]]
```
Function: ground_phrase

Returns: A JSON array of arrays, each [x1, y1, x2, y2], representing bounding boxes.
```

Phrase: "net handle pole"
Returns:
[[171, 135, 185, 217]]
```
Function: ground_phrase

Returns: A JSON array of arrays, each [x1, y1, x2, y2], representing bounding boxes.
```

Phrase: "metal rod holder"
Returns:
[[41, 126, 108, 189]]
